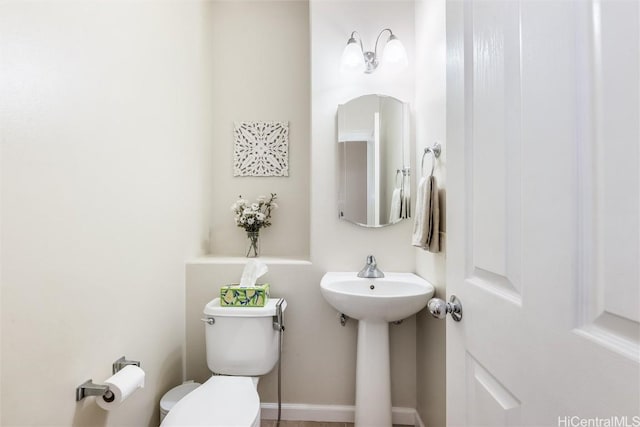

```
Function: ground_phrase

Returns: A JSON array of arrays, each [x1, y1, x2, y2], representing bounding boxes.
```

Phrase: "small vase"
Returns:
[[246, 231, 260, 258]]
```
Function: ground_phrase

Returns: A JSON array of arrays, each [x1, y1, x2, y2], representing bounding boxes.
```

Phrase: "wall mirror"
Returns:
[[337, 94, 410, 227]]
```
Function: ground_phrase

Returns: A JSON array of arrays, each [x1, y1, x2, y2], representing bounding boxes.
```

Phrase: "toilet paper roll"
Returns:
[[96, 365, 145, 411]]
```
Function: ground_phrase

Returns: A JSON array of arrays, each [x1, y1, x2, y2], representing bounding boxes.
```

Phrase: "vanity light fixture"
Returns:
[[340, 28, 408, 74]]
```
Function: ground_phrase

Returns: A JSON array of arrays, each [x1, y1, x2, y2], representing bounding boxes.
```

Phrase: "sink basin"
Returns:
[[320, 272, 434, 322], [320, 271, 435, 427]]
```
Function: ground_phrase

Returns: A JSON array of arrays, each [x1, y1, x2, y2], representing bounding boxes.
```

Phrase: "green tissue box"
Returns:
[[220, 283, 270, 307]]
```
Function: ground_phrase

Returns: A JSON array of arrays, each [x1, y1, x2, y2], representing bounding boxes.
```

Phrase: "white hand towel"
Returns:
[[412, 175, 440, 252], [412, 177, 427, 246], [389, 187, 401, 223]]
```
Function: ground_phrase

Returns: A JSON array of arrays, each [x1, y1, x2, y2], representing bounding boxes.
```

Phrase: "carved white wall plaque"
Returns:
[[233, 121, 289, 177]]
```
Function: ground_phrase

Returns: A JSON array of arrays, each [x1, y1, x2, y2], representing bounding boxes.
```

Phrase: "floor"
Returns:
[[261, 423, 353, 427], [261, 422, 411, 427]]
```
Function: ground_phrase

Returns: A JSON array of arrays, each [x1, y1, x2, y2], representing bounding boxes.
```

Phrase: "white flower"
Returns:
[[231, 193, 277, 232]]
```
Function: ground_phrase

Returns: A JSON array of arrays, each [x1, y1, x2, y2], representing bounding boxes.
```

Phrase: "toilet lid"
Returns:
[[160, 376, 259, 427]]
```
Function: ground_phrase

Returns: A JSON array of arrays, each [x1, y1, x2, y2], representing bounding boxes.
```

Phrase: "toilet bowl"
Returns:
[[160, 298, 286, 427], [160, 376, 260, 427], [160, 381, 201, 423]]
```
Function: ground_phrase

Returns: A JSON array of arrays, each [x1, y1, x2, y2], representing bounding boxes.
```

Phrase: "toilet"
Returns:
[[161, 297, 287, 427]]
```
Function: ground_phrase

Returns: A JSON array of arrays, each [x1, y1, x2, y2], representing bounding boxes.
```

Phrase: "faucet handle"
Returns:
[[366, 255, 376, 265]]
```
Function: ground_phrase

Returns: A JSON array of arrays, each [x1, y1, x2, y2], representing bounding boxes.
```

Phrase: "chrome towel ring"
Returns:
[[421, 142, 442, 177]]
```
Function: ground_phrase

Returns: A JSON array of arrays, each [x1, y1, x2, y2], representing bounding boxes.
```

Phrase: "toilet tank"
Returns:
[[203, 298, 287, 376]]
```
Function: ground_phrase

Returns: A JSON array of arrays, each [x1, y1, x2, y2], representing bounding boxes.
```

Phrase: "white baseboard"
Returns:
[[261, 403, 418, 426], [414, 410, 426, 427]]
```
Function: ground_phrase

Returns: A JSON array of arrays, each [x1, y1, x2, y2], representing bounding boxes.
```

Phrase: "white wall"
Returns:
[[207, 1, 310, 259], [0, 2, 213, 425], [310, 0, 416, 271], [310, 0, 418, 408], [414, 0, 447, 425]]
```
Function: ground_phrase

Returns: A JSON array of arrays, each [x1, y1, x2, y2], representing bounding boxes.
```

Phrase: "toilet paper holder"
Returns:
[[112, 356, 141, 374], [75, 356, 141, 402], [75, 379, 114, 402]]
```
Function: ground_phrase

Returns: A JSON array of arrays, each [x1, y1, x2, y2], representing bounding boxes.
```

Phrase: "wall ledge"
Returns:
[[187, 256, 312, 265]]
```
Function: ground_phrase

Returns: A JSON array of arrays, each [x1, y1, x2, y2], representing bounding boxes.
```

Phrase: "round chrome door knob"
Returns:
[[427, 295, 463, 322], [427, 298, 448, 319]]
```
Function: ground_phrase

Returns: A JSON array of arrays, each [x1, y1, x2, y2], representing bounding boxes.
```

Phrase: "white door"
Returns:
[[446, 1, 640, 426]]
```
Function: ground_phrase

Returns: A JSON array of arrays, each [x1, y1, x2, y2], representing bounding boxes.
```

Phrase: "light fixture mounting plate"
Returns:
[[363, 51, 378, 74]]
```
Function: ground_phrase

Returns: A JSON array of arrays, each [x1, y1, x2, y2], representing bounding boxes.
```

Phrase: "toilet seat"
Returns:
[[160, 376, 260, 427]]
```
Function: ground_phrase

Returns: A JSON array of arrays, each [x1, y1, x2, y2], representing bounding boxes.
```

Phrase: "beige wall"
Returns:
[[0, 2, 213, 425], [185, 258, 418, 408], [414, 0, 447, 426], [1, 0, 448, 424], [207, 1, 310, 259], [184, 0, 420, 411]]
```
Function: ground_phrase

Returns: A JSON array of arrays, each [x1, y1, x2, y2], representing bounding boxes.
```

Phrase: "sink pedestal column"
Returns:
[[355, 320, 392, 427]]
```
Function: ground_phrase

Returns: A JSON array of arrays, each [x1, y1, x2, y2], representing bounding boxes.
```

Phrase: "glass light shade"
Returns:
[[340, 40, 366, 73], [382, 37, 408, 70]]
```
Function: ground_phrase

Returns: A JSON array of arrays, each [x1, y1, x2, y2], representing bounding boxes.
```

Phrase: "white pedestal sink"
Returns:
[[320, 272, 434, 427]]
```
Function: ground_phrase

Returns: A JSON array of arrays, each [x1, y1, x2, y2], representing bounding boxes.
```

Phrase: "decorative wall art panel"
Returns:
[[233, 121, 289, 177]]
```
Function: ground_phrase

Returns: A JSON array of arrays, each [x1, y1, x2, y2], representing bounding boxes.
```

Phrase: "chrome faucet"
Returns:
[[357, 255, 385, 278]]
